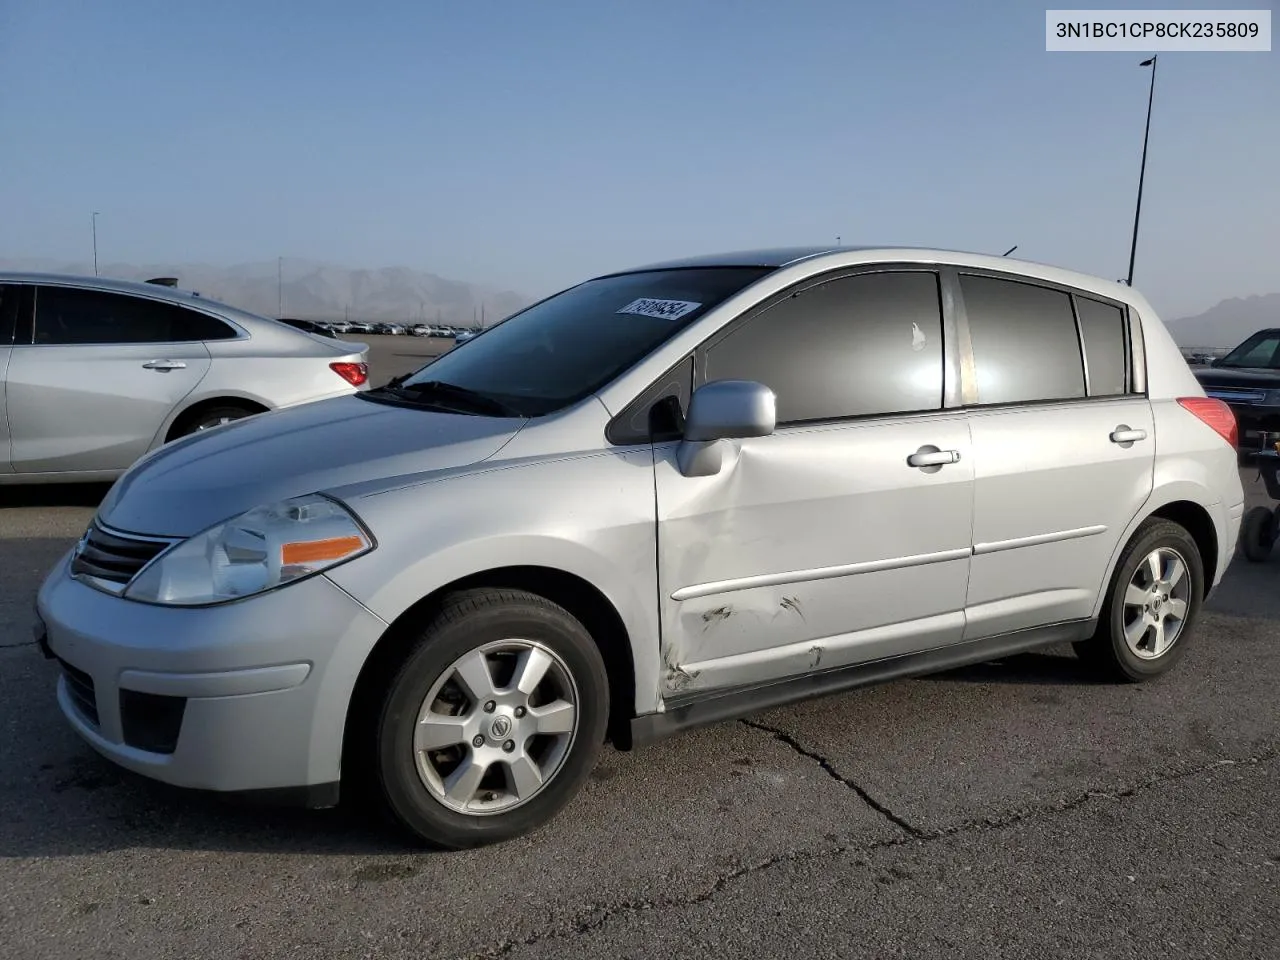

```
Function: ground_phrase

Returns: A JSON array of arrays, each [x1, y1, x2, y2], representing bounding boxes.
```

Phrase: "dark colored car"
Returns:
[[1192, 328, 1280, 454]]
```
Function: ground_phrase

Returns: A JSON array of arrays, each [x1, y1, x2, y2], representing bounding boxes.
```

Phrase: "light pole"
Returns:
[[277, 256, 283, 317], [1126, 55, 1158, 287], [91, 212, 100, 276]]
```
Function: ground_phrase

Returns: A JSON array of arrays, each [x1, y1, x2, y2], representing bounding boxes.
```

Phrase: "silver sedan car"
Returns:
[[0, 273, 369, 483]]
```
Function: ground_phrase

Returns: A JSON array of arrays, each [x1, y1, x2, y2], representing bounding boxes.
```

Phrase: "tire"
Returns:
[[374, 588, 609, 849], [1073, 518, 1205, 682], [174, 403, 258, 438], [1240, 507, 1277, 562]]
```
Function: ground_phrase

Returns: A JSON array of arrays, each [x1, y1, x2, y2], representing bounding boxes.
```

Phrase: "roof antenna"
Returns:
[[1001, 245, 1018, 257]]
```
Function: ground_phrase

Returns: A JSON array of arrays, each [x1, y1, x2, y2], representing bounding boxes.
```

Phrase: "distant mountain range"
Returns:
[[1166, 293, 1280, 349], [0, 258, 530, 327], [3, 256, 1272, 347]]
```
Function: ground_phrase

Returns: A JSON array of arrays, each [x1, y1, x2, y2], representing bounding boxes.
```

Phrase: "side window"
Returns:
[[1074, 296, 1128, 396], [703, 271, 944, 424], [34, 287, 237, 345], [959, 274, 1084, 405], [0, 285, 15, 344], [607, 354, 693, 444], [171, 307, 238, 341]]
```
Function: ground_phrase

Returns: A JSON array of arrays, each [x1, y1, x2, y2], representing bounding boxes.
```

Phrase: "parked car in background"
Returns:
[[1192, 327, 1280, 454], [277, 317, 334, 336], [454, 329, 477, 345], [0, 273, 369, 483], [34, 246, 1244, 850]]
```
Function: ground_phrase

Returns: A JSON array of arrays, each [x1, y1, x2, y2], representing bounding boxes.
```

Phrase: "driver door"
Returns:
[[654, 268, 975, 698]]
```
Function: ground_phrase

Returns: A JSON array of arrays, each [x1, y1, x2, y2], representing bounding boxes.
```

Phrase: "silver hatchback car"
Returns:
[[35, 247, 1245, 849], [0, 273, 370, 483]]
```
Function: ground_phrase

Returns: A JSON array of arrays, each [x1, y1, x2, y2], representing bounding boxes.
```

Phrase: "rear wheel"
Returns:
[[374, 588, 609, 849], [1074, 518, 1204, 682], [172, 403, 259, 438]]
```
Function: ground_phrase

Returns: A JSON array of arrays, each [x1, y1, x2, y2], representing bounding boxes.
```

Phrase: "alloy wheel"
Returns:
[[411, 639, 579, 815], [1121, 547, 1191, 660]]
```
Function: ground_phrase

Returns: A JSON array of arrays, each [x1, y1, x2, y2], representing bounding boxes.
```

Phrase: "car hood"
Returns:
[[1194, 367, 1280, 389], [97, 395, 524, 537]]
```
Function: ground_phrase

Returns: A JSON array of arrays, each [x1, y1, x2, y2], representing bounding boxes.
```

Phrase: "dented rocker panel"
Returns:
[[632, 618, 1097, 747]]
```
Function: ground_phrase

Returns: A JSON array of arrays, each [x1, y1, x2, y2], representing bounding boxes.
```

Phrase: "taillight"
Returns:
[[1177, 396, 1238, 448], [330, 361, 368, 387]]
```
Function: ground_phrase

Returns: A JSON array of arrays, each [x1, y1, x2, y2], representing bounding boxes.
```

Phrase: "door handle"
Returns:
[[907, 448, 960, 468], [142, 360, 187, 371], [1109, 426, 1148, 444]]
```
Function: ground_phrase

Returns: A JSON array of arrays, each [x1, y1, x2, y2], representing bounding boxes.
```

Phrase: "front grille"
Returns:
[[120, 689, 187, 755], [59, 659, 99, 726], [70, 522, 174, 587], [1205, 388, 1267, 405]]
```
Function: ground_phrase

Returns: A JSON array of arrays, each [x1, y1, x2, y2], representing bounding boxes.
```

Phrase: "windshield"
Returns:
[[388, 266, 774, 416], [1217, 332, 1280, 369]]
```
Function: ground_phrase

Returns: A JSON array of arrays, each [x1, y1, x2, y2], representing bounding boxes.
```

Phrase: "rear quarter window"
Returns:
[[1074, 296, 1129, 396]]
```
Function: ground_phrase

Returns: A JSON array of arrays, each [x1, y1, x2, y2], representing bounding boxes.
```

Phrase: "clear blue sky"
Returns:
[[0, 0, 1275, 318]]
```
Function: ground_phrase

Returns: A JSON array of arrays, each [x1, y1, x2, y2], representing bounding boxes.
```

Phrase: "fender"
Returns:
[[1089, 478, 1224, 620], [325, 449, 665, 717]]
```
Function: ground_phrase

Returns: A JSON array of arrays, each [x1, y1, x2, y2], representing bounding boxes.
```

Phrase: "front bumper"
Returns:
[[35, 551, 387, 796]]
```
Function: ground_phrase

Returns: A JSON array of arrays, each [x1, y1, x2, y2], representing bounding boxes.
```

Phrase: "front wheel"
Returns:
[[374, 588, 610, 849], [1074, 518, 1205, 682]]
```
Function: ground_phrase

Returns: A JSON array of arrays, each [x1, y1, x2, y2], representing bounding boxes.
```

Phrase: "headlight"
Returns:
[[124, 493, 373, 606]]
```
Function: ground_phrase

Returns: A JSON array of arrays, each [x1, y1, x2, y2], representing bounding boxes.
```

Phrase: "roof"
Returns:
[[0, 270, 256, 317], [621, 246, 871, 271], [604, 245, 1140, 306], [0, 270, 210, 299]]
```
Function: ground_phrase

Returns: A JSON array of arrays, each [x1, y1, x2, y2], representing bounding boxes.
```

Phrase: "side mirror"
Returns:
[[677, 380, 776, 477]]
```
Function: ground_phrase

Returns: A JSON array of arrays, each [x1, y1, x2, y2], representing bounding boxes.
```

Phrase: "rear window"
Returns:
[[398, 267, 774, 416]]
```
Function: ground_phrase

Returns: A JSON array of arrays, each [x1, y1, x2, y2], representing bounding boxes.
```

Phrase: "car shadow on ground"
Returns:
[[924, 647, 1111, 686], [0, 482, 112, 509], [0, 658, 429, 859]]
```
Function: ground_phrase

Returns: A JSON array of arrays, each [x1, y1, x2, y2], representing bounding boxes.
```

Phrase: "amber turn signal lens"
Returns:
[[280, 536, 366, 566]]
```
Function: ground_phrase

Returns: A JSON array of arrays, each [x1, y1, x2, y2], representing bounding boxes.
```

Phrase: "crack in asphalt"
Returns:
[[452, 748, 1276, 960], [738, 718, 927, 836]]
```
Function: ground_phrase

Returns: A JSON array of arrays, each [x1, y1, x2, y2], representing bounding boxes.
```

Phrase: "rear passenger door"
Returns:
[[956, 271, 1154, 639], [6, 286, 221, 474]]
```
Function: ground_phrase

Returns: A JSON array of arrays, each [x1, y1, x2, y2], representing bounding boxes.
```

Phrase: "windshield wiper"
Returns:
[[393, 380, 525, 418]]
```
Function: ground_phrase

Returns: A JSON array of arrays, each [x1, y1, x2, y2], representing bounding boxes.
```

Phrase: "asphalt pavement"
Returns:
[[0, 338, 1276, 959]]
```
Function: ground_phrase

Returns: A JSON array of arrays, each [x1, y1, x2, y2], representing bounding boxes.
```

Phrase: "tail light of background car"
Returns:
[[330, 362, 368, 387], [1177, 397, 1238, 449]]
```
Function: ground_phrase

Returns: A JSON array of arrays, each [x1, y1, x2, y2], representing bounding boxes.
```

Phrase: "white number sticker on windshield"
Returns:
[[616, 298, 702, 322]]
